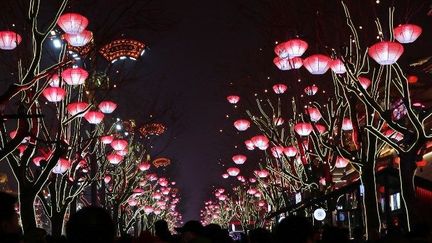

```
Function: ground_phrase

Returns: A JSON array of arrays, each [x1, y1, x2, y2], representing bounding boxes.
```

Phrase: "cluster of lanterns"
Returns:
[[57, 13, 93, 47]]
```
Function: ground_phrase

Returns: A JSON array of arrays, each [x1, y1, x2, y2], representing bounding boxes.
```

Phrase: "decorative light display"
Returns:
[[234, 119, 250, 131], [307, 107, 322, 122], [368, 41, 404, 65], [49, 74, 61, 87], [100, 135, 114, 144], [273, 117, 285, 126], [315, 124, 326, 134], [393, 24, 422, 44], [245, 140, 255, 150], [57, 13, 89, 34], [294, 122, 313, 136], [152, 157, 171, 168], [358, 76, 371, 89], [303, 54, 331, 75], [283, 146, 297, 157], [335, 157, 349, 168], [341, 118, 353, 131], [52, 158, 71, 174], [255, 170, 269, 178], [139, 123, 166, 136], [64, 30, 93, 47], [43, 87, 66, 102], [103, 175, 111, 184], [227, 167, 240, 176], [107, 154, 123, 165], [138, 162, 151, 171], [251, 135, 269, 149], [84, 111, 104, 124], [98, 101, 117, 114], [222, 173, 229, 179], [232, 154, 247, 165], [0, 31, 22, 50], [227, 95, 240, 104], [330, 59, 347, 74], [271, 146, 284, 158], [99, 39, 146, 62], [313, 208, 326, 221], [304, 85, 318, 96], [111, 139, 128, 151], [274, 39, 308, 58], [61, 67, 88, 86], [272, 84, 287, 94], [67, 102, 89, 117]]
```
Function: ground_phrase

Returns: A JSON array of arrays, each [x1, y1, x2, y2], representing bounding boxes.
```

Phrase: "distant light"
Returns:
[[50, 30, 56, 36], [111, 59, 118, 64], [141, 50, 145, 56], [124, 132, 129, 136], [116, 124, 122, 130], [119, 56, 126, 60], [52, 39, 62, 48], [129, 57, 136, 61]]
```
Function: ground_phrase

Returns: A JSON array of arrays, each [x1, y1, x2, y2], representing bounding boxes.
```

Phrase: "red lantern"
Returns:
[[273, 57, 303, 70], [43, 87, 66, 102], [335, 157, 349, 168], [98, 101, 117, 114], [0, 31, 22, 50], [222, 173, 229, 179], [255, 170, 269, 178], [393, 24, 422, 44], [245, 140, 255, 150], [368, 41, 404, 65], [315, 124, 326, 134], [232, 154, 247, 165], [107, 154, 123, 164], [104, 175, 112, 184], [127, 198, 138, 207], [237, 175, 246, 182], [116, 149, 128, 156], [274, 39, 308, 58], [251, 135, 269, 149], [49, 74, 61, 87], [100, 135, 114, 144], [64, 30, 93, 47], [111, 139, 128, 151], [138, 162, 151, 171], [294, 122, 313, 136], [67, 102, 88, 117], [33, 156, 45, 167], [234, 119, 250, 131], [303, 54, 331, 75], [358, 77, 371, 89], [227, 95, 240, 104], [416, 160, 427, 168], [57, 13, 89, 34], [152, 192, 162, 200], [84, 111, 104, 124], [273, 84, 287, 94], [283, 146, 297, 157], [330, 59, 346, 74], [407, 75, 418, 84], [52, 158, 71, 174], [304, 85, 318, 96], [61, 67, 88, 85], [307, 107, 321, 122], [341, 118, 353, 131], [271, 146, 284, 158], [144, 206, 154, 214], [227, 167, 240, 176]]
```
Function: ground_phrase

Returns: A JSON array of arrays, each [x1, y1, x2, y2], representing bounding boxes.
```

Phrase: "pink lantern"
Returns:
[[245, 140, 255, 150], [319, 177, 326, 186], [273, 57, 303, 70], [61, 67, 88, 86], [270, 146, 284, 158], [358, 77, 371, 89], [100, 135, 114, 144], [64, 30, 93, 47], [232, 154, 247, 165], [98, 101, 117, 114], [49, 74, 61, 87], [43, 87, 66, 102], [32, 156, 45, 167], [273, 84, 287, 94], [222, 173, 229, 179], [341, 118, 353, 131], [304, 85, 319, 96], [315, 124, 326, 134], [67, 102, 88, 117], [251, 135, 269, 149], [107, 154, 123, 165], [335, 157, 349, 168], [218, 195, 227, 201], [111, 139, 128, 151], [307, 107, 322, 122], [227, 167, 240, 177], [258, 200, 266, 207], [283, 146, 297, 157], [234, 119, 250, 131], [52, 158, 71, 174], [57, 13, 89, 34], [0, 31, 22, 50], [116, 149, 128, 156], [274, 39, 308, 58], [227, 95, 240, 104], [84, 111, 104, 124], [144, 206, 154, 214], [287, 57, 303, 69], [153, 192, 162, 200], [393, 24, 422, 44], [368, 41, 404, 65], [104, 175, 112, 184], [247, 188, 257, 195], [138, 162, 151, 171], [303, 54, 331, 75], [330, 59, 346, 74], [127, 198, 138, 206], [255, 170, 269, 178], [294, 122, 313, 136], [237, 175, 246, 182]]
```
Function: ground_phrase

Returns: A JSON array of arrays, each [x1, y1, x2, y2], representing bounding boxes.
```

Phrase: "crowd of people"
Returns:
[[1, 192, 431, 243]]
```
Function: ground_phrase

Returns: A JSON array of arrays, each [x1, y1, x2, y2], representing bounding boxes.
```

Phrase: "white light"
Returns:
[[111, 59, 118, 64], [141, 50, 145, 56], [313, 208, 326, 221], [120, 56, 127, 60], [50, 30, 56, 36], [129, 57, 136, 61], [52, 39, 62, 48], [116, 124, 122, 130]]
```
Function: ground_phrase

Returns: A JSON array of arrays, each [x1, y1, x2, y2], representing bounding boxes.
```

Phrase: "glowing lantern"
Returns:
[[273, 117, 284, 126], [273, 57, 303, 70], [52, 158, 71, 174], [341, 118, 353, 131], [287, 57, 303, 69], [57, 13, 89, 34], [384, 129, 403, 141], [270, 146, 284, 158], [43, 87, 66, 102], [227, 95, 240, 104], [107, 154, 123, 165], [368, 41, 404, 65], [98, 101, 117, 114], [273, 84, 287, 94], [227, 167, 240, 177], [315, 124, 326, 134], [294, 122, 313, 136], [0, 31, 22, 50], [304, 85, 318, 96], [111, 139, 128, 151], [251, 135, 269, 149], [61, 67, 88, 86], [116, 149, 128, 156], [64, 30, 92, 47], [138, 162, 151, 171], [104, 175, 111, 184], [393, 24, 422, 44], [232, 154, 247, 165], [274, 39, 308, 58], [416, 160, 427, 168], [234, 119, 250, 131], [222, 173, 229, 179], [258, 200, 266, 207], [218, 195, 227, 201], [67, 102, 88, 117], [303, 54, 331, 75], [84, 111, 104, 124], [48, 74, 61, 87], [245, 140, 255, 150], [33, 157, 44, 166], [335, 157, 349, 168], [319, 177, 326, 186], [283, 146, 297, 157], [256, 170, 269, 178], [358, 77, 371, 89], [307, 107, 321, 122], [100, 135, 114, 144], [330, 59, 346, 74], [153, 192, 162, 200], [144, 206, 154, 214], [247, 188, 257, 195], [128, 198, 138, 207], [407, 75, 418, 84], [237, 175, 246, 182]]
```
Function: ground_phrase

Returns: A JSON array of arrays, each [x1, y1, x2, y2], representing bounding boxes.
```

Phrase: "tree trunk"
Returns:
[[50, 211, 66, 239], [361, 164, 380, 241], [19, 190, 37, 233], [399, 151, 418, 231]]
